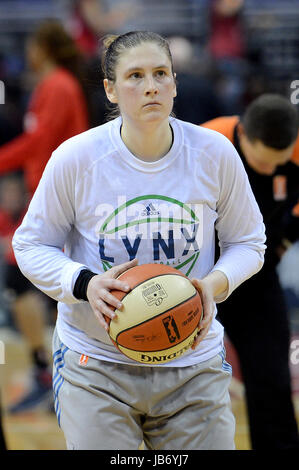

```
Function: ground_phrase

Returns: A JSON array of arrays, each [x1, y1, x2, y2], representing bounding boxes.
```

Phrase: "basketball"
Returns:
[[108, 264, 203, 364]]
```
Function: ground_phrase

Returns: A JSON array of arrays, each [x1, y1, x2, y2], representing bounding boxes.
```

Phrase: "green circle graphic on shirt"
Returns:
[[98, 194, 201, 277]]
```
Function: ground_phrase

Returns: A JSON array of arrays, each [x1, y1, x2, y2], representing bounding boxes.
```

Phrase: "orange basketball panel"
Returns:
[[116, 292, 202, 352], [110, 264, 187, 303], [118, 263, 186, 287]]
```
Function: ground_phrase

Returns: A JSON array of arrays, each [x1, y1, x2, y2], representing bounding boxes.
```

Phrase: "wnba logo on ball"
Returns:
[[163, 315, 180, 343], [95, 194, 203, 278]]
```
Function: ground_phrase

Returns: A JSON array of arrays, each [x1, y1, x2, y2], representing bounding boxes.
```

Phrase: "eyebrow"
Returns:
[[125, 64, 170, 74]]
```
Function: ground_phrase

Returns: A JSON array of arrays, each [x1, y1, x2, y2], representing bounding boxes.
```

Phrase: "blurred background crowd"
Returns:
[[1, 0, 299, 135], [0, 0, 298, 450], [1, 0, 298, 335]]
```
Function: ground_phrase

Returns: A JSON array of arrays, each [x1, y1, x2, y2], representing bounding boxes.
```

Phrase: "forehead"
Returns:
[[116, 42, 171, 73]]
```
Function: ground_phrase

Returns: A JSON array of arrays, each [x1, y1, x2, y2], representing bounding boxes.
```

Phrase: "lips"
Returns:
[[143, 102, 161, 107]]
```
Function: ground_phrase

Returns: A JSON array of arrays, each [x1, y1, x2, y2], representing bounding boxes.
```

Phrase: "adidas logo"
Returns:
[[141, 203, 160, 216]]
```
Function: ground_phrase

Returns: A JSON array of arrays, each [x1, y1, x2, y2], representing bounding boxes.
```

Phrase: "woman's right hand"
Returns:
[[86, 258, 138, 332]]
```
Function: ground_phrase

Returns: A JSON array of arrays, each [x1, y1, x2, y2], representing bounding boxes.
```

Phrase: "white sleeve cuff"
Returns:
[[209, 267, 232, 303], [210, 248, 264, 303]]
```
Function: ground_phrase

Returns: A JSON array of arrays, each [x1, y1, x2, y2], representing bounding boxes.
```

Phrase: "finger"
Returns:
[[191, 309, 213, 350], [93, 309, 110, 332], [90, 297, 114, 318], [191, 326, 206, 350], [100, 278, 131, 292], [191, 278, 202, 293], [191, 331, 201, 350], [100, 290, 124, 310], [110, 258, 138, 279], [199, 312, 211, 329], [95, 298, 117, 320], [198, 316, 212, 336]]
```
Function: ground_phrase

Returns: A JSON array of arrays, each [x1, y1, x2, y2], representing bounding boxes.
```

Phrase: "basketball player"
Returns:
[[201, 95, 299, 449], [12, 31, 266, 450]]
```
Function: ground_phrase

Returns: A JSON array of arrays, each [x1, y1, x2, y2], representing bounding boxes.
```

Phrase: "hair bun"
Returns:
[[103, 35, 119, 50]]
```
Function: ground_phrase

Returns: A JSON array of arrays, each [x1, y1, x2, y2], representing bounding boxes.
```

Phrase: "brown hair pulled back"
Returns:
[[102, 31, 174, 81], [31, 19, 83, 79]]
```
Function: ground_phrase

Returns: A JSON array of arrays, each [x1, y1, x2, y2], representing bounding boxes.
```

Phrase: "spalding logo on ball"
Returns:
[[107, 264, 203, 364]]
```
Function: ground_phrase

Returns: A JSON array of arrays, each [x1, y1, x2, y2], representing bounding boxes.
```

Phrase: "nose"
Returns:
[[144, 75, 158, 96]]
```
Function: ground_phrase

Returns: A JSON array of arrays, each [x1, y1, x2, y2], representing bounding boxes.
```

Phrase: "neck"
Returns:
[[120, 119, 173, 162], [37, 61, 57, 81], [238, 135, 247, 160], [238, 134, 269, 175]]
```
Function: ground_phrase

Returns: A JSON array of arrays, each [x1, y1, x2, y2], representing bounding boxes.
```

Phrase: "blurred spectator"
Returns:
[[202, 94, 299, 449], [0, 20, 89, 413], [62, 0, 137, 127], [169, 36, 224, 124], [66, 0, 134, 58], [0, 19, 89, 196], [0, 173, 53, 414], [207, 0, 249, 115], [209, 0, 246, 59]]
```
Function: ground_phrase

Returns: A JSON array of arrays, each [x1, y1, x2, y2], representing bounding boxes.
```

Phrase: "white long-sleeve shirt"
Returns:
[[12, 117, 266, 367]]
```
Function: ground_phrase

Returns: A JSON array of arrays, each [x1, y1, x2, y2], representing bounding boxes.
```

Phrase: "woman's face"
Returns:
[[104, 42, 177, 127]]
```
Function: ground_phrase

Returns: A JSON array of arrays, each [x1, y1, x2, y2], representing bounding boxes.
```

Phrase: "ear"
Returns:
[[237, 122, 245, 137], [172, 72, 177, 98], [103, 78, 118, 104]]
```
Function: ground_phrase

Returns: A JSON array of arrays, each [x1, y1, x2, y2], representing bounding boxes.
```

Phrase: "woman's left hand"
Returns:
[[190, 270, 228, 350], [190, 278, 215, 350]]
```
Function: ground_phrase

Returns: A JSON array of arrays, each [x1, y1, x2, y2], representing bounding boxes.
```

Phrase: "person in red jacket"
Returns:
[[0, 20, 89, 414], [0, 20, 89, 196]]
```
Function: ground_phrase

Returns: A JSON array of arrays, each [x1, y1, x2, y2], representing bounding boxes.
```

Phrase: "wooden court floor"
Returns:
[[1, 327, 299, 451]]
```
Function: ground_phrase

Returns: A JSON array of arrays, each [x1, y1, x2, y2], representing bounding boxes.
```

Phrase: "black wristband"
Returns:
[[73, 269, 98, 301]]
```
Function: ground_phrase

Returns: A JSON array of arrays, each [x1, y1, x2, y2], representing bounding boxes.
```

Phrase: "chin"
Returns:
[[259, 168, 276, 176], [142, 110, 169, 123]]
